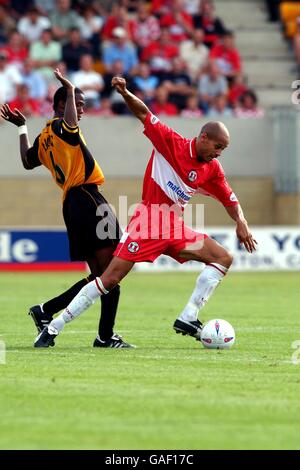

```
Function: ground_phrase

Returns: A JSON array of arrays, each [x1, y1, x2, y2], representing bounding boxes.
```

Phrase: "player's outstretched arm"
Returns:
[[0, 103, 35, 169], [54, 67, 77, 128], [225, 204, 257, 253], [111, 76, 150, 123]]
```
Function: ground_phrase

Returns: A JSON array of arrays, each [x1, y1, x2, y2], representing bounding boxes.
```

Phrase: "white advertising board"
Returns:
[[134, 227, 300, 272]]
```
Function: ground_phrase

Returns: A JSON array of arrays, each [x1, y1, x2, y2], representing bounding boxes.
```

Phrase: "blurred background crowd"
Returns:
[[0, 0, 290, 119]]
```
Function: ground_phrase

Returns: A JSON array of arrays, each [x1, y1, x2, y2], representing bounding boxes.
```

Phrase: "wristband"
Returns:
[[18, 125, 28, 136]]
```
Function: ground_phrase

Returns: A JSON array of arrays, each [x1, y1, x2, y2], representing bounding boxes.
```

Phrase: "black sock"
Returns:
[[99, 284, 120, 341], [42, 277, 91, 315]]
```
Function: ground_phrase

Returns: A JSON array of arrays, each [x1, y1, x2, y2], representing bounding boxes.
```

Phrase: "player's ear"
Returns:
[[200, 132, 208, 143], [57, 99, 66, 114]]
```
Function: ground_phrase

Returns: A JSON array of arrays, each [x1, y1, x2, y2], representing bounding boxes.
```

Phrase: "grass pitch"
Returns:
[[0, 271, 300, 450]]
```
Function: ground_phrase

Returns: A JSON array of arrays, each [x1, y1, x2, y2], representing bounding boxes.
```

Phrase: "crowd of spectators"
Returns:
[[0, 0, 264, 119]]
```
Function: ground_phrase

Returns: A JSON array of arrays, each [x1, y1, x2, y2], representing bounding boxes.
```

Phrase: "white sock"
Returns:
[[179, 263, 228, 322], [50, 278, 108, 333]]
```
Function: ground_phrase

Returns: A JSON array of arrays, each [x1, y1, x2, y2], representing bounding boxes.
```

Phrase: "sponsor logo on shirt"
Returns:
[[128, 241, 140, 253], [230, 192, 238, 202], [167, 181, 191, 202], [188, 170, 197, 182], [150, 114, 159, 125]]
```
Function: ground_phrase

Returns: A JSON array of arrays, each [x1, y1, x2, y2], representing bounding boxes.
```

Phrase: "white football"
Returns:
[[200, 319, 235, 349]]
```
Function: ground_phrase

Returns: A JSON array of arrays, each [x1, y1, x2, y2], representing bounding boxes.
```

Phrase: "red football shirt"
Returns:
[[141, 112, 238, 210]]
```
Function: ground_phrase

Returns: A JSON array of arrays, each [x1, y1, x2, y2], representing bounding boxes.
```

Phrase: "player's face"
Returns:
[[198, 133, 229, 162], [75, 92, 85, 120]]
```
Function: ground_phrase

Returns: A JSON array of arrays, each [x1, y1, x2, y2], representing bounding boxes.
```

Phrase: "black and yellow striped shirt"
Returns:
[[26, 117, 105, 201]]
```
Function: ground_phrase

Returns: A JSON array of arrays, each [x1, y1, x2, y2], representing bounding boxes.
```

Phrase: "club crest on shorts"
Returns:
[[127, 241, 140, 253], [188, 170, 197, 182]]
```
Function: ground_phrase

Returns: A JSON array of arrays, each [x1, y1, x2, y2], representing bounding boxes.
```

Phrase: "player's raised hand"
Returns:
[[54, 67, 75, 90], [0, 103, 26, 126], [236, 221, 257, 254], [111, 76, 127, 94]]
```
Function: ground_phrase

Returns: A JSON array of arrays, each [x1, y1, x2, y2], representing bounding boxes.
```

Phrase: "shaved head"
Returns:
[[196, 121, 230, 163], [200, 121, 230, 141]]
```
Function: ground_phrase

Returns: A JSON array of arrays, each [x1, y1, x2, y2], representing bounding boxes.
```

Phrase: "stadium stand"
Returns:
[[216, 0, 296, 108], [0, 0, 275, 117]]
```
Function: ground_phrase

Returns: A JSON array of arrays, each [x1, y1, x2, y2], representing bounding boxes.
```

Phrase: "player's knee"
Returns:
[[219, 251, 233, 269], [102, 272, 122, 291]]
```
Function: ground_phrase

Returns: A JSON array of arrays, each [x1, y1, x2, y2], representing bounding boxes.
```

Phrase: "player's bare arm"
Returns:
[[54, 67, 77, 128], [0, 103, 34, 170], [225, 204, 257, 253], [111, 76, 150, 123]]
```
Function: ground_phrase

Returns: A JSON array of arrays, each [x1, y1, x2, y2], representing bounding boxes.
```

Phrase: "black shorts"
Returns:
[[63, 184, 122, 261]]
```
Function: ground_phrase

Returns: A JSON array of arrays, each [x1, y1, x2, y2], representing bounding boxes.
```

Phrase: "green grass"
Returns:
[[0, 271, 300, 450]]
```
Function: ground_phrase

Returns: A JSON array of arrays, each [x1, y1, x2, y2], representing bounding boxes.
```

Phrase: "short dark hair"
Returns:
[[53, 86, 83, 111]]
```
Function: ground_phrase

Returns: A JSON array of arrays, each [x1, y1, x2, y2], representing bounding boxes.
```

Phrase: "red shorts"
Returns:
[[113, 203, 207, 263]]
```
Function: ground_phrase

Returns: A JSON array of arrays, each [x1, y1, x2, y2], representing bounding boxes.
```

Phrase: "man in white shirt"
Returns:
[[72, 54, 103, 110]]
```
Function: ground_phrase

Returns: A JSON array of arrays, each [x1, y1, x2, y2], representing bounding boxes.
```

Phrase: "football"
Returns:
[[200, 319, 235, 349]]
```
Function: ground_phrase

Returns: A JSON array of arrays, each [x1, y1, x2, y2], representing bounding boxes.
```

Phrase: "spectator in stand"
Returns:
[[20, 57, 48, 101], [197, 60, 228, 113], [210, 31, 241, 80], [185, 0, 200, 16], [265, 0, 280, 22], [0, 5, 16, 45], [30, 28, 62, 82], [132, 1, 160, 52], [62, 27, 91, 73], [228, 73, 248, 108], [235, 90, 264, 118], [101, 3, 136, 42], [180, 94, 203, 117], [0, 30, 28, 70], [207, 94, 233, 117], [10, 0, 32, 19], [132, 61, 159, 104], [159, 0, 194, 42], [72, 54, 103, 111], [0, 49, 22, 103], [150, 85, 179, 116], [121, 0, 140, 13], [150, 0, 173, 18], [193, 0, 226, 48], [9, 83, 40, 117], [17, 6, 51, 43], [39, 82, 59, 117], [50, 0, 81, 42], [91, 1, 116, 16], [77, 4, 103, 57], [160, 57, 193, 110], [34, 0, 57, 16], [141, 27, 179, 78], [102, 26, 138, 75], [98, 97, 115, 116], [180, 28, 209, 82], [102, 58, 130, 97], [101, 59, 131, 114]]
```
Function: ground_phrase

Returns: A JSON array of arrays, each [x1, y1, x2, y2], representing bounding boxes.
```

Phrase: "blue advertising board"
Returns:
[[0, 229, 85, 271]]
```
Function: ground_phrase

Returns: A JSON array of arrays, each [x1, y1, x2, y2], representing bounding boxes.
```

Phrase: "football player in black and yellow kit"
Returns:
[[0, 68, 133, 348]]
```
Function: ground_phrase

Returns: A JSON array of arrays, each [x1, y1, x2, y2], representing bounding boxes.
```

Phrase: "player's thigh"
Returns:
[[179, 237, 233, 266]]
